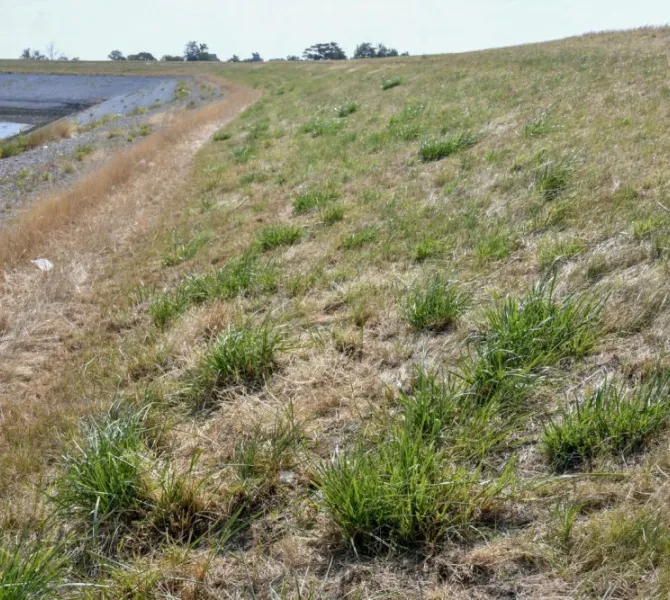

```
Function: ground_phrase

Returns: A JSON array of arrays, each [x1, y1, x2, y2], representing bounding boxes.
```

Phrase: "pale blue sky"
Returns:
[[2, 0, 668, 61]]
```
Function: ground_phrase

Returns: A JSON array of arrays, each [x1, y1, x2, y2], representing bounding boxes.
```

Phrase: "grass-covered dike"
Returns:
[[5, 27, 670, 598]]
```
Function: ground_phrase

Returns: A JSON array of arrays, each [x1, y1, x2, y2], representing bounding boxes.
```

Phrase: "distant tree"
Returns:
[[287, 55, 301, 61], [45, 41, 63, 61], [127, 52, 156, 61], [303, 42, 347, 61], [161, 54, 183, 62], [242, 52, 263, 63], [353, 42, 399, 59], [184, 41, 216, 61], [71, 57, 81, 61], [228, 55, 241, 63], [401, 51, 410, 56], [20, 48, 47, 60], [353, 42, 376, 59], [376, 44, 399, 58], [108, 50, 126, 61]]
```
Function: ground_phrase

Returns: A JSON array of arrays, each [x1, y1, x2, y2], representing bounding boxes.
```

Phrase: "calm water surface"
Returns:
[[0, 122, 30, 140]]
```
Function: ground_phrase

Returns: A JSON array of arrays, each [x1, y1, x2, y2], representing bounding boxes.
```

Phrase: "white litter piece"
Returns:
[[31, 258, 54, 272]]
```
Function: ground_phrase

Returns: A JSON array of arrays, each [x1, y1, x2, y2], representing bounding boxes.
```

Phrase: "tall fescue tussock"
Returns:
[[462, 281, 602, 405], [543, 375, 670, 472], [535, 157, 572, 200], [188, 321, 286, 408], [150, 251, 276, 327], [293, 184, 339, 213], [0, 534, 70, 600], [334, 102, 359, 118], [405, 274, 468, 331], [52, 404, 152, 543], [233, 405, 305, 481], [381, 77, 402, 90], [0, 79, 259, 269], [317, 424, 514, 552], [388, 103, 426, 141], [398, 369, 515, 460], [256, 224, 302, 251], [161, 231, 212, 267], [419, 132, 477, 162]]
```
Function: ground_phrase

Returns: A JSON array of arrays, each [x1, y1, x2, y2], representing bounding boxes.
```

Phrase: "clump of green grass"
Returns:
[[52, 404, 151, 540], [321, 204, 344, 225], [463, 281, 602, 405], [299, 118, 344, 137], [129, 106, 148, 117], [419, 133, 477, 162], [334, 102, 359, 118], [231, 143, 255, 164], [293, 184, 339, 213], [535, 157, 572, 200], [213, 130, 232, 142], [150, 252, 276, 327], [631, 216, 665, 241], [538, 237, 586, 271], [413, 236, 442, 262], [382, 77, 402, 90], [74, 144, 94, 161], [542, 375, 670, 472], [233, 405, 305, 481], [475, 231, 515, 263], [317, 423, 513, 552], [524, 112, 555, 137], [161, 231, 212, 267], [397, 369, 515, 460], [174, 81, 190, 100], [77, 113, 120, 133], [239, 171, 268, 185], [256, 224, 302, 251], [0, 534, 69, 600], [341, 226, 379, 250], [405, 275, 468, 331], [193, 322, 285, 401], [388, 103, 426, 141]]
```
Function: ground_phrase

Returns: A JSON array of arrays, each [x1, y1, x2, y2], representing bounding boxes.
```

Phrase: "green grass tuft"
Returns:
[[405, 275, 468, 331], [341, 226, 379, 250], [161, 231, 212, 267], [321, 204, 345, 225], [0, 534, 69, 600], [52, 404, 151, 541], [150, 252, 276, 327], [190, 322, 286, 405], [299, 119, 344, 137], [535, 157, 572, 200], [293, 185, 339, 213], [334, 102, 359, 118], [463, 281, 602, 405], [256, 224, 302, 251], [543, 375, 670, 472], [317, 424, 513, 552], [419, 133, 478, 162], [381, 77, 402, 90]]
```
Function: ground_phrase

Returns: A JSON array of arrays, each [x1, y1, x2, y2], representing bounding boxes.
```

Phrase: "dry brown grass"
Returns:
[[24, 119, 73, 148], [0, 76, 259, 502], [0, 78, 258, 269]]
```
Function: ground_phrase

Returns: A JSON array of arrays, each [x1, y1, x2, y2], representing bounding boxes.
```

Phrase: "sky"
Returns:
[[1, 0, 669, 61]]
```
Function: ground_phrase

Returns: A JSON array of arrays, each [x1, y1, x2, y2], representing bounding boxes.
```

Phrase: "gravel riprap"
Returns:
[[0, 75, 221, 219]]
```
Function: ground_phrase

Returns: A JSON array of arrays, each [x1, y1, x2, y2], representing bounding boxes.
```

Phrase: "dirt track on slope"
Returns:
[[0, 78, 259, 488]]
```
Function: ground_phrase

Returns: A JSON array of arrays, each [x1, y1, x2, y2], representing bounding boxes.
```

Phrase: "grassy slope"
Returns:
[[5, 28, 670, 598]]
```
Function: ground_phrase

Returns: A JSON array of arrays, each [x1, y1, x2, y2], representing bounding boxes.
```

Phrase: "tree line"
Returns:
[[18, 40, 409, 63], [105, 41, 408, 63], [19, 42, 79, 61]]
